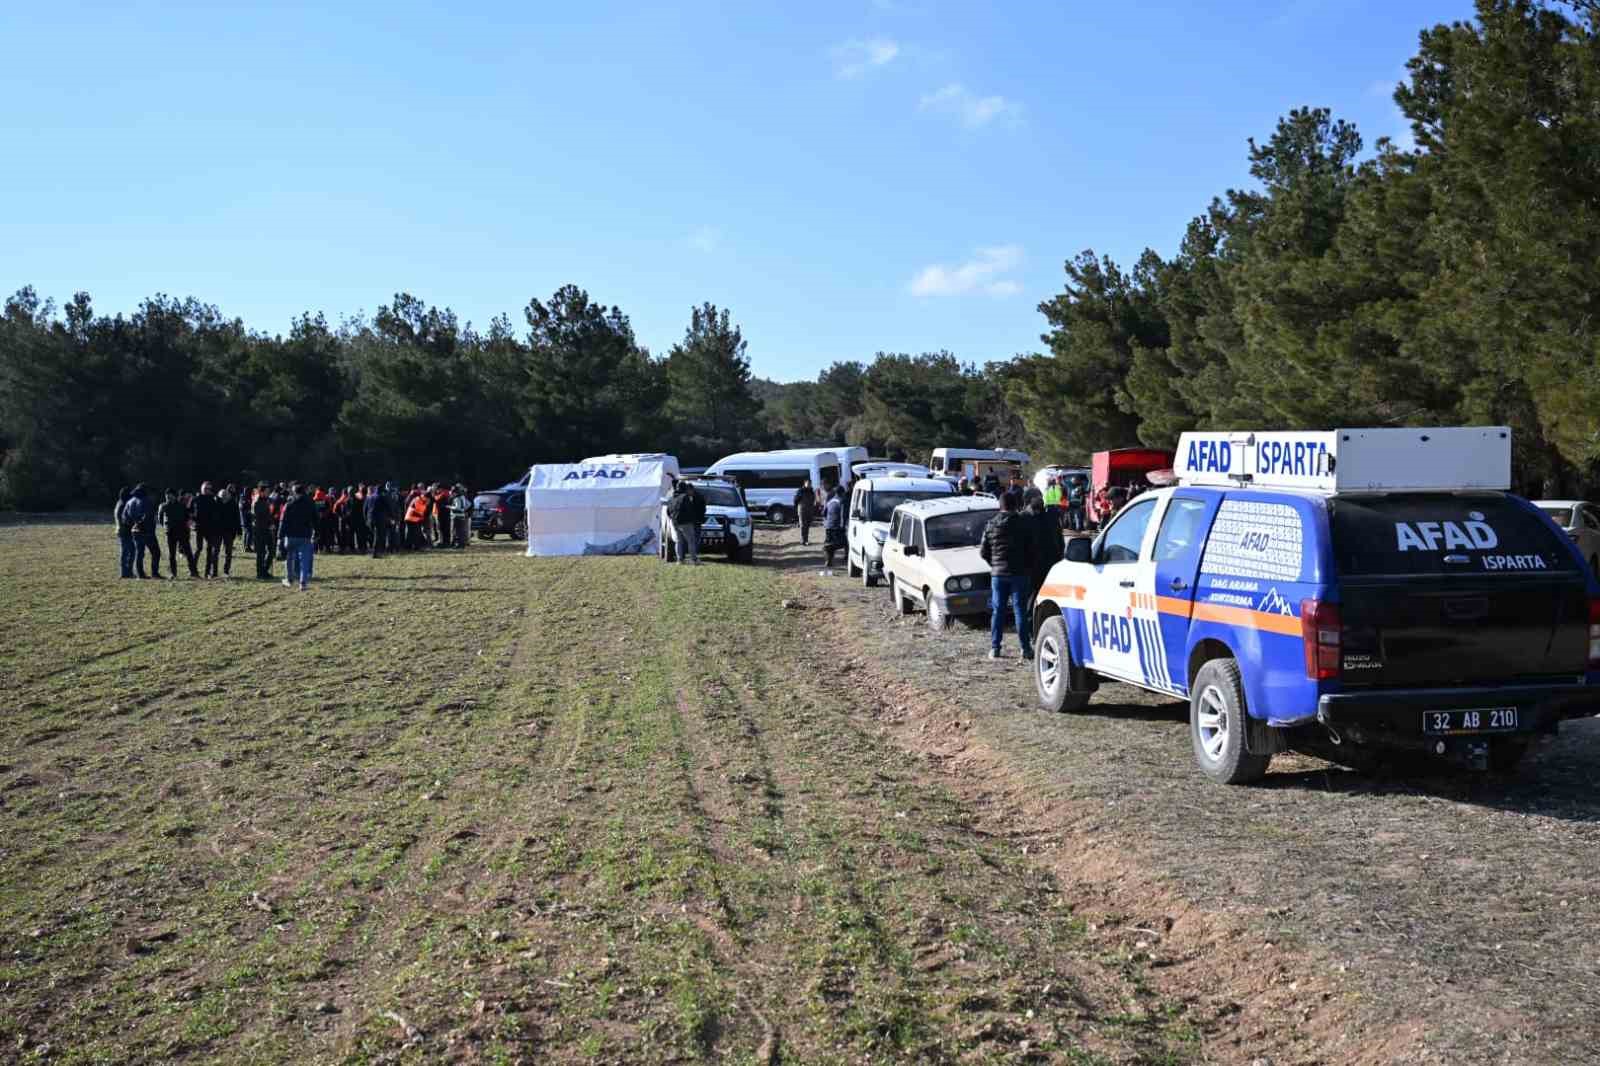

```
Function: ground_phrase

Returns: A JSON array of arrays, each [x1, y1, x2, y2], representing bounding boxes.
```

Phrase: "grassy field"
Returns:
[[0, 522, 1201, 1065]]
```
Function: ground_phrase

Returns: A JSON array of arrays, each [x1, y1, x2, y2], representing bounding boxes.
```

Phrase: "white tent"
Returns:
[[524, 460, 668, 557]]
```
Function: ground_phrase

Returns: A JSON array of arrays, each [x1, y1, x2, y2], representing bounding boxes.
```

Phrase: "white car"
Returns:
[[846, 474, 956, 587], [1033, 465, 1088, 493], [881, 495, 1000, 630], [659, 478, 754, 563], [1535, 499, 1600, 573]]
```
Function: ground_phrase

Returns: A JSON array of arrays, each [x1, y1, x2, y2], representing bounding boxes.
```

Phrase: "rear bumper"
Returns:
[[1317, 682, 1600, 740]]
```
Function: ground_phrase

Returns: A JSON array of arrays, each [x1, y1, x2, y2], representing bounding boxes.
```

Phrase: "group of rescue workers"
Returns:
[[112, 480, 476, 589]]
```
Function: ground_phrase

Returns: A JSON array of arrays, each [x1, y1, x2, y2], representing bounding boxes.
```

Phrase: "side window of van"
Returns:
[[1099, 498, 1158, 564], [889, 513, 902, 542]]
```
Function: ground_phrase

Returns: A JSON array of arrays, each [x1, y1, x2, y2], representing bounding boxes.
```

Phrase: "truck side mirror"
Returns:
[[1064, 536, 1092, 564], [904, 544, 921, 557]]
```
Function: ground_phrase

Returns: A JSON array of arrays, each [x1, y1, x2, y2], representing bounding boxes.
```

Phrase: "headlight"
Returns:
[[945, 577, 960, 593], [872, 529, 887, 543], [731, 516, 750, 527], [959, 576, 975, 590]]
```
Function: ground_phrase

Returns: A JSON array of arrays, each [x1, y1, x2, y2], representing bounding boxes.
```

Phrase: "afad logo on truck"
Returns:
[[1183, 436, 1331, 479]]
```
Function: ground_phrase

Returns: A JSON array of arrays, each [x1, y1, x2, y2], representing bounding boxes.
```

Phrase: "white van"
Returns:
[[847, 474, 955, 587], [929, 447, 1029, 485], [705, 449, 844, 524]]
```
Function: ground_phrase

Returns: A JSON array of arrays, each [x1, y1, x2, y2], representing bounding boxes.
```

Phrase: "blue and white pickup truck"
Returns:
[[1031, 427, 1600, 783]]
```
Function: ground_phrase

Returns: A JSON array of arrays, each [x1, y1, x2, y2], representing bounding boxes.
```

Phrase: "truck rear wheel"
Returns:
[[1034, 615, 1090, 713], [1190, 658, 1270, 785]]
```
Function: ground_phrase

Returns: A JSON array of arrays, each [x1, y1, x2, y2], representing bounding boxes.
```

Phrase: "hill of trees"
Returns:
[[4, 0, 1598, 508]]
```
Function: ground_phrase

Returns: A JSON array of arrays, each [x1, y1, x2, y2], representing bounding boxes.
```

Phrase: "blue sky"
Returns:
[[0, 0, 1469, 382]]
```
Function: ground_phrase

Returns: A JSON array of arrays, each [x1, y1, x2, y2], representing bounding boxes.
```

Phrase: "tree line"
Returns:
[[1005, 0, 1600, 496], [5, 0, 1598, 509]]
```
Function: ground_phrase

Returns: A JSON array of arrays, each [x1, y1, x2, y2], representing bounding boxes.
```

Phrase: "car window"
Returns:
[[1584, 507, 1599, 530], [1153, 497, 1210, 562], [1331, 495, 1572, 575], [914, 519, 926, 553], [1099, 498, 1158, 564], [868, 490, 951, 522], [819, 464, 840, 490], [1539, 505, 1574, 528], [925, 509, 998, 549], [889, 513, 903, 542], [692, 484, 742, 508]]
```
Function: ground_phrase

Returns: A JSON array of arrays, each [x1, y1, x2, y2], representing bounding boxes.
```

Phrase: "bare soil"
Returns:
[[764, 525, 1600, 1066]]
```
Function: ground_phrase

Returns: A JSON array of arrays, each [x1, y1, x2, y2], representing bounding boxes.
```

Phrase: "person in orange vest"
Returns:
[[404, 489, 430, 550]]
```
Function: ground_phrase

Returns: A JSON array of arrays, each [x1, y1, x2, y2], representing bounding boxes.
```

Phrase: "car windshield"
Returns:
[[869, 490, 948, 522], [925, 509, 996, 549], [1539, 505, 1574, 527], [692, 484, 743, 508]]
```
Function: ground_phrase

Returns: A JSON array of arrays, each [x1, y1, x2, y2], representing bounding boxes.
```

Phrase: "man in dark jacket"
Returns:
[[1022, 488, 1063, 614], [278, 483, 317, 590], [194, 481, 224, 579], [365, 482, 391, 559], [793, 481, 817, 545], [979, 489, 1035, 660], [252, 483, 275, 580], [158, 489, 199, 579], [238, 485, 256, 552], [665, 480, 705, 564]]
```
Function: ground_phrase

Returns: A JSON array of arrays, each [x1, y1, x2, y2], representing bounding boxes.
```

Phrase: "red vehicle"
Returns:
[[1088, 447, 1175, 526]]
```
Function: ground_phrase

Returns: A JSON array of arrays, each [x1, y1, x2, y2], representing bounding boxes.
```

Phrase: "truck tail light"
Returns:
[[496, 502, 508, 513], [1301, 598, 1341, 681], [1588, 599, 1600, 669]]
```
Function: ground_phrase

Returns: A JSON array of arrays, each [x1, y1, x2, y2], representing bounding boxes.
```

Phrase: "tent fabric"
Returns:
[[524, 461, 667, 557]]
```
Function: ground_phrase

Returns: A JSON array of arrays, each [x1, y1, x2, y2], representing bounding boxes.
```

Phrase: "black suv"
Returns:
[[472, 486, 526, 540]]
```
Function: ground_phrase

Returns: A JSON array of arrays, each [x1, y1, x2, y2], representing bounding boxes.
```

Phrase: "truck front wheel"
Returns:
[[1034, 615, 1090, 713], [1190, 658, 1270, 785]]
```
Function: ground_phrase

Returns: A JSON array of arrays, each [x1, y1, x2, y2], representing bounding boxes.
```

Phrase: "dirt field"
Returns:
[[5, 518, 1598, 1065], [764, 526, 1600, 1066], [2, 520, 1201, 1065]]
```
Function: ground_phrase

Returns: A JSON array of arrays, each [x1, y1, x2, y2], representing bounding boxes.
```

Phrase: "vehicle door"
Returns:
[[883, 511, 907, 586], [1079, 496, 1161, 684], [899, 517, 932, 602], [1147, 493, 1222, 696], [848, 484, 868, 564]]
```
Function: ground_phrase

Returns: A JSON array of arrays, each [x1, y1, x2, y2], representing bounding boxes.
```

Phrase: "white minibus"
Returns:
[[705, 449, 845, 524]]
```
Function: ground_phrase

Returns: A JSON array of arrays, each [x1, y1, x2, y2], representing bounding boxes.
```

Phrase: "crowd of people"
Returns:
[[112, 481, 476, 588]]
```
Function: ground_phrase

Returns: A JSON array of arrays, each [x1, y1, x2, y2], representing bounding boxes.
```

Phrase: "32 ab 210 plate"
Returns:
[[1421, 708, 1519, 735]]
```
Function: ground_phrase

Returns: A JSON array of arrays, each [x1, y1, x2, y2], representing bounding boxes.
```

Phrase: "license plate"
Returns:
[[1421, 708, 1519, 735], [702, 535, 723, 545]]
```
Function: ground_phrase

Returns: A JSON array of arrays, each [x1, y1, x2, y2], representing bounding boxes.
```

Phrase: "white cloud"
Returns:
[[919, 82, 1019, 128], [832, 37, 901, 79], [687, 227, 721, 253], [908, 245, 1023, 297]]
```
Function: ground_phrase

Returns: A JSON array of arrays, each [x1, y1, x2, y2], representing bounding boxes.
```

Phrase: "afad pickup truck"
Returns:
[[1031, 427, 1600, 784]]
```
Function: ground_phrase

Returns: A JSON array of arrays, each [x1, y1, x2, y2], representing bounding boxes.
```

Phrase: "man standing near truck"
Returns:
[[666, 479, 705, 565]]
